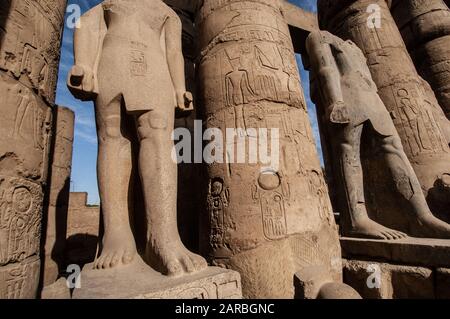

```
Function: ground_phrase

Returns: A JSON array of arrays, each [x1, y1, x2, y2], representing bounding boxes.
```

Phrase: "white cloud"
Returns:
[[75, 130, 98, 145]]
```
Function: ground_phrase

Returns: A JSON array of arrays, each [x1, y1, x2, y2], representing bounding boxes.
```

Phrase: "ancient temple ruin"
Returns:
[[0, 0, 449, 300]]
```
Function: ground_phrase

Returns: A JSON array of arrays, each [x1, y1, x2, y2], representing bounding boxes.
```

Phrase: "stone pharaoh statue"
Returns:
[[306, 31, 450, 240], [67, 0, 207, 275]]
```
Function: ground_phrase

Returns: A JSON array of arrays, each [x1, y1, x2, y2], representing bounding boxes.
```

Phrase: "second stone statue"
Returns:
[[306, 30, 450, 240]]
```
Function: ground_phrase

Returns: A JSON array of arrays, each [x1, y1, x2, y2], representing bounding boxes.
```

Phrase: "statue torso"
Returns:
[[334, 40, 395, 135], [337, 41, 376, 92], [102, 0, 172, 41], [96, 0, 178, 111]]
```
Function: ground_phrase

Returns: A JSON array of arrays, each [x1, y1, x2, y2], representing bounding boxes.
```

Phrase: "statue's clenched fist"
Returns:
[[67, 65, 97, 101]]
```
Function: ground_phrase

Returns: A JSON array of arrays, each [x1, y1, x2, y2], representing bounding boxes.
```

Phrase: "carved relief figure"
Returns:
[[67, 0, 207, 276], [225, 53, 255, 107], [306, 31, 450, 239], [207, 178, 230, 249], [12, 91, 52, 152]]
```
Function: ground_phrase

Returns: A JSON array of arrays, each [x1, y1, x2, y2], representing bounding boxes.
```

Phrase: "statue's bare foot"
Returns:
[[416, 213, 450, 239], [148, 239, 208, 277], [95, 227, 137, 269], [348, 218, 407, 240]]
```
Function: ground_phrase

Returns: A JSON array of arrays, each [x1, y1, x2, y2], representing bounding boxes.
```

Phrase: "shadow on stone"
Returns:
[[0, 0, 11, 47], [65, 234, 99, 269], [39, 108, 71, 292], [427, 175, 450, 224]]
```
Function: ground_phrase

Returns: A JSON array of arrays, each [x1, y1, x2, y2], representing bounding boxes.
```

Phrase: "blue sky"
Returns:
[[55, 0, 319, 204]]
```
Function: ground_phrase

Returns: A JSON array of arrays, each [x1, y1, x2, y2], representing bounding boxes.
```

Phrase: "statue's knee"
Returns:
[[393, 137, 404, 150], [383, 135, 403, 151], [340, 142, 355, 154], [137, 112, 168, 140], [99, 115, 122, 142]]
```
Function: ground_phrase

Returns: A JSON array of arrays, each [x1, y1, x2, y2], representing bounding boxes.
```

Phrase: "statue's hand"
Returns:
[[67, 65, 97, 101], [175, 91, 194, 118], [328, 101, 351, 124]]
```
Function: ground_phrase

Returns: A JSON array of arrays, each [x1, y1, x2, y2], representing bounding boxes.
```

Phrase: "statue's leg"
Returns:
[[338, 124, 406, 240], [135, 110, 207, 276], [94, 95, 137, 269], [380, 134, 450, 238]]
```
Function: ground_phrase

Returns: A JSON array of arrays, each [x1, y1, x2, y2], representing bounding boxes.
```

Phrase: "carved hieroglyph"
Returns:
[[318, 0, 450, 227], [0, 0, 66, 298], [42, 107, 74, 287], [306, 30, 450, 240], [391, 0, 450, 120], [197, 0, 342, 298]]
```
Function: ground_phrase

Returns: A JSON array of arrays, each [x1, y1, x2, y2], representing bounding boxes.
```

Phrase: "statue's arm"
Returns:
[[306, 31, 344, 108], [165, 12, 193, 113], [74, 5, 106, 73], [68, 4, 106, 101]]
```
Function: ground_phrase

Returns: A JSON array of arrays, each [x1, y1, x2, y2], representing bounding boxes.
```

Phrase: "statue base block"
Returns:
[[341, 236, 450, 267], [72, 257, 242, 299], [340, 237, 450, 299], [41, 278, 71, 299]]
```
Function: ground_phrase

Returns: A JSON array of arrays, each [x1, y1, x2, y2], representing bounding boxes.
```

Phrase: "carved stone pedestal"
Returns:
[[341, 237, 450, 299], [73, 257, 242, 299]]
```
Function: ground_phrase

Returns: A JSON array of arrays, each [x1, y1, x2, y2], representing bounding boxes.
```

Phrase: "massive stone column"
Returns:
[[42, 106, 74, 288], [391, 0, 450, 121], [0, 0, 66, 299], [318, 0, 450, 226], [197, 0, 342, 298]]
